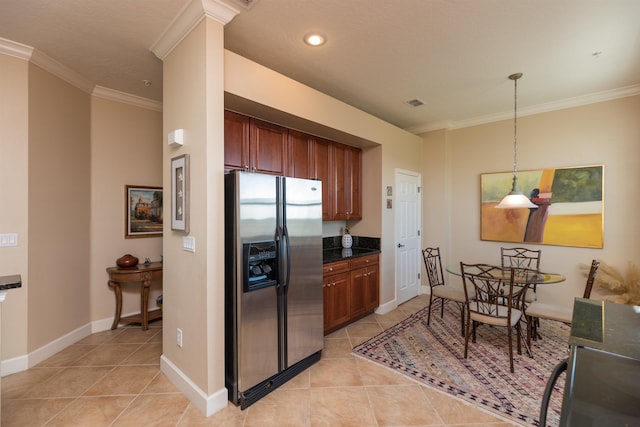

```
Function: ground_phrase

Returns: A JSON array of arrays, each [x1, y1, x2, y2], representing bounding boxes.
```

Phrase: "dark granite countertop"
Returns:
[[322, 235, 381, 264], [323, 247, 381, 264]]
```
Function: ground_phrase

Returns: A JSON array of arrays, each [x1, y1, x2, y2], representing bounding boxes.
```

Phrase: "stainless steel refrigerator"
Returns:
[[224, 170, 323, 409]]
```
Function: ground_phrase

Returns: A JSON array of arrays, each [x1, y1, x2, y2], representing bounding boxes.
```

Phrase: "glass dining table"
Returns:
[[446, 264, 566, 285]]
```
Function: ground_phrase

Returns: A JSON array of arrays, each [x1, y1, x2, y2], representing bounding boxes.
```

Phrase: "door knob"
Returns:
[[397, 243, 405, 248]]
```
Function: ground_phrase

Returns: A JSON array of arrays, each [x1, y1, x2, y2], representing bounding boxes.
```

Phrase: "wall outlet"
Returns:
[[176, 328, 183, 347]]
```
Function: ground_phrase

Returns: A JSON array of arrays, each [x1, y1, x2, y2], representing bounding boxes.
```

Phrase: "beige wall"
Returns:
[[27, 64, 91, 350], [90, 97, 163, 321], [0, 54, 29, 360], [421, 95, 640, 306], [161, 17, 226, 399]]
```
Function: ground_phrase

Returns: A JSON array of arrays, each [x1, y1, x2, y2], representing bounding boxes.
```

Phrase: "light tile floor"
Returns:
[[2, 294, 519, 426]]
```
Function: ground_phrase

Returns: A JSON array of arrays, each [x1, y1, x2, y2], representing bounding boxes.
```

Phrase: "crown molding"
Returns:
[[1, 38, 160, 111], [93, 86, 163, 112], [1, 37, 95, 95], [30, 49, 95, 94], [0, 37, 33, 60], [409, 83, 640, 134], [151, 0, 241, 60]]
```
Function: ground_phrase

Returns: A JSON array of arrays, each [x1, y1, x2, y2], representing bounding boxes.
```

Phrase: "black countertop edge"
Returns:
[[0, 274, 22, 291], [323, 247, 381, 264], [323, 236, 380, 251]]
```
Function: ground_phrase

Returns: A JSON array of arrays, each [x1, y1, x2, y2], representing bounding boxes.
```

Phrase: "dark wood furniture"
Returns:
[[224, 110, 362, 221], [323, 253, 379, 334], [331, 142, 361, 220], [106, 262, 163, 330], [224, 110, 288, 175]]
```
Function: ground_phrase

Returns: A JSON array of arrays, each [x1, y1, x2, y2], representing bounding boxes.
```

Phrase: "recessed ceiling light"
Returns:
[[304, 33, 326, 47]]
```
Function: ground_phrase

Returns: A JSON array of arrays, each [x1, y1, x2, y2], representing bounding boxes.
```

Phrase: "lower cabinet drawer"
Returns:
[[323, 260, 350, 275]]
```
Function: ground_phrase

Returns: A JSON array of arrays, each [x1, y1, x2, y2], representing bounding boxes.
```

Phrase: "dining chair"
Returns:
[[524, 259, 600, 347], [422, 247, 467, 336], [500, 247, 542, 304], [460, 262, 531, 373]]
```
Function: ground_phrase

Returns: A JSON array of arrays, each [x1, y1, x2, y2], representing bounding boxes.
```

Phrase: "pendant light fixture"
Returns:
[[495, 73, 538, 209]]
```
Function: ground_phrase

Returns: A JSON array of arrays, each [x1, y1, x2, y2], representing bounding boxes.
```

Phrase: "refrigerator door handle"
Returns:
[[276, 225, 285, 287], [283, 225, 291, 290]]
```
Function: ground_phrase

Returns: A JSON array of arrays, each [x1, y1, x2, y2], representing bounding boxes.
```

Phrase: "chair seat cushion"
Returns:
[[432, 286, 466, 303], [470, 306, 522, 327], [523, 290, 536, 303], [525, 302, 572, 323]]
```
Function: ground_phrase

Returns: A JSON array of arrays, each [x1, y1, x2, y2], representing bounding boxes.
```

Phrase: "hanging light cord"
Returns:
[[512, 74, 519, 179]]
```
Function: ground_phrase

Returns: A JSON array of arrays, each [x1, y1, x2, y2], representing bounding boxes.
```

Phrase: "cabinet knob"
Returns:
[[328, 267, 333, 271]]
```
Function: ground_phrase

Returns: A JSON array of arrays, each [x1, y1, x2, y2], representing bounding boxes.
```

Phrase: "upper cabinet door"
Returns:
[[348, 145, 362, 220], [250, 118, 288, 176], [224, 110, 250, 172], [288, 130, 313, 179], [332, 143, 362, 220], [312, 137, 333, 220]]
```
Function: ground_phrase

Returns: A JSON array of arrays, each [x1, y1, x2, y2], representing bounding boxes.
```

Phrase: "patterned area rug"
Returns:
[[353, 304, 569, 426]]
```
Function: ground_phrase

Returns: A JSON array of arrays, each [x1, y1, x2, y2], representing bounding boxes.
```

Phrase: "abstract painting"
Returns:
[[481, 165, 603, 248]]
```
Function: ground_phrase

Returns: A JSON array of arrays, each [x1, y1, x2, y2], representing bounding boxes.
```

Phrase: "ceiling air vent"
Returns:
[[405, 98, 425, 108]]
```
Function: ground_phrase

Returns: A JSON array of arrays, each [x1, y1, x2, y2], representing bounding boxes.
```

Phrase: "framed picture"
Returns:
[[480, 165, 604, 248], [171, 154, 190, 232], [125, 185, 163, 238]]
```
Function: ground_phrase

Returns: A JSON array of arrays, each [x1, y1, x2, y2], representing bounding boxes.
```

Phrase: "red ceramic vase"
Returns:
[[116, 254, 139, 268]]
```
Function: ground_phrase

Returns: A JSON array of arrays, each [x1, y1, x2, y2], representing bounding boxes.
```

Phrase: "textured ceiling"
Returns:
[[1, 0, 639, 131]]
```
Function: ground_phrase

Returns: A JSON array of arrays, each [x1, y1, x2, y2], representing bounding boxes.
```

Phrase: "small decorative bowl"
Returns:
[[116, 254, 139, 268]]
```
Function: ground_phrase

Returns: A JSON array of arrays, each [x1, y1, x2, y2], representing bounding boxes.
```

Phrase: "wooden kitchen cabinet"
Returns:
[[224, 111, 288, 175], [288, 130, 312, 179], [250, 118, 288, 175], [224, 110, 250, 173], [322, 261, 351, 332], [323, 254, 379, 334], [312, 137, 332, 220], [331, 143, 361, 220], [349, 254, 379, 318], [224, 111, 362, 221]]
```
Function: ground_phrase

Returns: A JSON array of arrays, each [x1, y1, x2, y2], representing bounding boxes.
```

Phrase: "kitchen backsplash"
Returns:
[[323, 236, 381, 251]]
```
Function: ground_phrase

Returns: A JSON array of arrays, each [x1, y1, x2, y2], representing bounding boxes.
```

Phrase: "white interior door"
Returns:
[[395, 170, 421, 305]]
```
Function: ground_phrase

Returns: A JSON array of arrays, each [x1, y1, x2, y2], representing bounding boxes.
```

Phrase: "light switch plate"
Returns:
[[183, 236, 195, 252], [0, 233, 18, 247]]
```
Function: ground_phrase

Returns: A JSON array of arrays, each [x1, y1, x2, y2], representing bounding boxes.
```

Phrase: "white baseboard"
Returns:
[[1, 322, 93, 376], [1, 312, 138, 377], [160, 355, 229, 417], [1, 354, 28, 376], [375, 298, 397, 315]]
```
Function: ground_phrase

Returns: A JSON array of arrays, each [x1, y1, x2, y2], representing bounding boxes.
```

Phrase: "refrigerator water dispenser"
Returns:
[[243, 241, 278, 292]]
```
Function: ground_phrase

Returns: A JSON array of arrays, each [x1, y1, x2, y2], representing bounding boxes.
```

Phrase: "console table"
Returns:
[[107, 262, 162, 330]]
